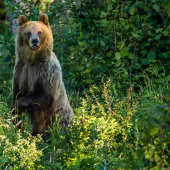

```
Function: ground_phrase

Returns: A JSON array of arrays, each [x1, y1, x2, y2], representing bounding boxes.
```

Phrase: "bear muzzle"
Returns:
[[30, 38, 40, 49]]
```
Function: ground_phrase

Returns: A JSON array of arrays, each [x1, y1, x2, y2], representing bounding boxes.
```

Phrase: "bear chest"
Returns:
[[19, 65, 37, 95]]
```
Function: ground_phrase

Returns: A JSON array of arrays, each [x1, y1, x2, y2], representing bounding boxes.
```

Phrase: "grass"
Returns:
[[0, 78, 167, 169]]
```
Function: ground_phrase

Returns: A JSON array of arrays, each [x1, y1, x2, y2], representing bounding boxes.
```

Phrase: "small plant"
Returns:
[[1, 132, 43, 170]]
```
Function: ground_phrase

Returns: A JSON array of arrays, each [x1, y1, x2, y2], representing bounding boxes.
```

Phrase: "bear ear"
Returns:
[[38, 14, 49, 27], [19, 15, 28, 26]]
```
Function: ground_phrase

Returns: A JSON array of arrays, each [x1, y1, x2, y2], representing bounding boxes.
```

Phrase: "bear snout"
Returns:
[[32, 39, 38, 45], [30, 38, 40, 49]]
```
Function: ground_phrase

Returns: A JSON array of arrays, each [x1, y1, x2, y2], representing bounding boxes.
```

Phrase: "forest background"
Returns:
[[0, 0, 170, 169]]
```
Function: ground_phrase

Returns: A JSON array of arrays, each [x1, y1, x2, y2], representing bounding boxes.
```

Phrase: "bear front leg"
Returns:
[[12, 60, 26, 114], [12, 69, 26, 130], [17, 82, 54, 111], [17, 88, 54, 136], [12, 77, 26, 114]]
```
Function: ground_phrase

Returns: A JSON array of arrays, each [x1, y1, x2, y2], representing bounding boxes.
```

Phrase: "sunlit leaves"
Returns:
[[130, 7, 135, 15], [115, 52, 121, 60]]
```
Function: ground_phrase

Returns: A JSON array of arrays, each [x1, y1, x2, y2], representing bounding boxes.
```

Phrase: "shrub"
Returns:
[[128, 88, 170, 169], [1, 0, 170, 93], [0, 132, 43, 169], [39, 79, 163, 169]]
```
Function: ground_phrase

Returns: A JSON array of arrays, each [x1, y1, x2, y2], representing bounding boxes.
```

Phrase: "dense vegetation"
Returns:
[[0, 0, 170, 169]]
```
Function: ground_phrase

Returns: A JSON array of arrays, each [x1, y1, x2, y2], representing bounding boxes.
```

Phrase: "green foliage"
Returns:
[[0, 30, 15, 97], [128, 88, 170, 169], [2, 0, 170, 92], [66, 0, 170, 90], [2, 133, 43, 169], [0, 77, 167, 169], [35, 0, 170, 91], [0, 0, 170, 169]]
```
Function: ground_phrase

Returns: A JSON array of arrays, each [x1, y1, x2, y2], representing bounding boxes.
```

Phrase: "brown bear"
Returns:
[[12, 14, 74, 137]]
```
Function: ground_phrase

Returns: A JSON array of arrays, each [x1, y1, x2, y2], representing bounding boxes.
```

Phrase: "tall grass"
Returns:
[[0, 78, 166, 169]]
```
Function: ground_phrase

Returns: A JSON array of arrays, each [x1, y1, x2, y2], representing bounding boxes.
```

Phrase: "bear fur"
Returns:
[[12, 14, 74, 136]]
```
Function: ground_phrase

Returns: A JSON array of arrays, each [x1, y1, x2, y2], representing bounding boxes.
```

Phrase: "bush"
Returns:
[[0, 76, 165, 169], [1, 133, 43, 169], [128, 88, 170, 169], [1, 0, 170, 93], [38, 79, 163, 169]]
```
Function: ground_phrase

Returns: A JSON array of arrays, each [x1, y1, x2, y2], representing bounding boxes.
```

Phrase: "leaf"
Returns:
[[120, 50, 128, 57], [140, 50, 147, 56], [141, 58, 149, 65], [11, 13, 18, 19], [130, 7, 135, 15], [5, 50, 10, 55], [3, 55, 11, 62], [100, 11, 105, 18], [163, 31, 169, 36], [9, 45, 15, 55], [157, 78, 164, 83], [0, 45, 7, 51], [107, 4, 112, 11], [107, 51, 113, 57], [128, 53, 133, 59], [101, 40, 105, 46], [78, 42, 84, 46], [153, 4, 159, 12], [116, 59, 121, 66], [165, 4, 170, 10], [4, 30, 11, 40], [64, 27, 69, 35], [87, 49, 94, 53], [115, 52, 121, 60], [124, 25, 129, 30], [133, 34, 139, 38], [147, 51, 156, 61], [149, 127, 159, 136], [101, 19, 108, 26], [101, 66, 107, 71], [138, 36, 142, 41], [155, 34, 161, 40], [165, 75, 170, 81], [86, 63, 90, 67], [85, 69, 91, 73], [167, 10, 170, 17], [163, 53, 169, 58]]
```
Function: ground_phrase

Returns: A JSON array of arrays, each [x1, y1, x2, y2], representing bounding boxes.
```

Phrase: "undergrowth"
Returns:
[[0, 78, 168, 169]]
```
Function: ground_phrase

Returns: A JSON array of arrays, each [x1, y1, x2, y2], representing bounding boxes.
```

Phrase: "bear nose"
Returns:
[[32, 39, 38, 46]]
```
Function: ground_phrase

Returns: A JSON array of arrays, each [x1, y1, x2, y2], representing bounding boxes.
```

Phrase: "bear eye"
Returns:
[[38, 31, 41, 36], [27, 31, 31, 37]]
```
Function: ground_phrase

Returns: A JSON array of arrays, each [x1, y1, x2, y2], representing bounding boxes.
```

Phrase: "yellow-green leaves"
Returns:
[[115, 52, 121, 60], [130, 7, 135, 15], [148, 127, 159, 137], [101, 40, 105, 46], [120, 50, 129, 57], [107, 4, 112, 11]]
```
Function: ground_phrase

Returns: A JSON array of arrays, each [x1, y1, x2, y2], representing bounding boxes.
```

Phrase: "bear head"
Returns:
[[16, 14, 53, 64]]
